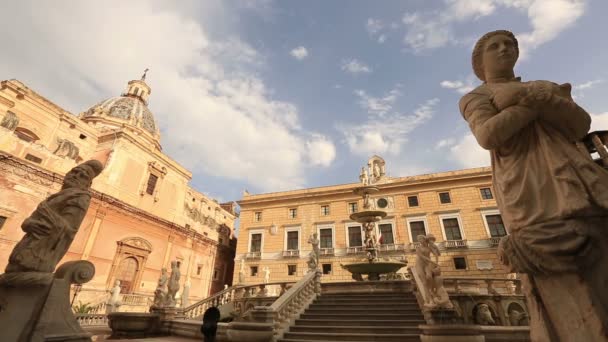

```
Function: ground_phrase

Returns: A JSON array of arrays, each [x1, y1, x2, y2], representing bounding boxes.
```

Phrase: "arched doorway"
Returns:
[[116, 257, 139, 293]]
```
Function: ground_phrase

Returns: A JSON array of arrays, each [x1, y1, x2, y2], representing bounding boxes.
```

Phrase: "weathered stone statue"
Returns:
[[0, 110, 19, 131], [359, 167, 369, 185], [0, 160, 103, 342], [106, 280, 122, 313], [238, 259, 245, 283], [263, 266, 270, 284], [307, 232, 320, 272], [165, 261, 181, 307], [181, 278, 191, 308], [414, 234, 452, 310], [474, 303, 496, 326], [152, 268, 168, 308], [460, 30, 608, 341]]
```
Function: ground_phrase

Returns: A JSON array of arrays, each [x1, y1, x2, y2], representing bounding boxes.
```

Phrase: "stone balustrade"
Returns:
[[443, 239, 468, 249], [281, 249, 300, 258], [75, 313, 109, 326], [245, 251, 261, 259], [319, 248, 334, 256], [378, 243, 406, 252], [346, 246, 365, 254], [443, 277, 522, 296]]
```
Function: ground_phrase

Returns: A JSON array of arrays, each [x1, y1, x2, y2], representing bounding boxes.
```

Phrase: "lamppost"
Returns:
[[71, 283, 83, 307]]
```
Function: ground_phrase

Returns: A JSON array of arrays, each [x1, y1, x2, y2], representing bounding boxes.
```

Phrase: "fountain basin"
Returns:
[[341, 261, 407, 281], [107, 312, 160, 338], [349, 210, 387, 222]]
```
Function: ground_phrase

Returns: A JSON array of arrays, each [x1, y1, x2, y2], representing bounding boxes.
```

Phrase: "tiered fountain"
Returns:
[[340, 165, 407, 281]]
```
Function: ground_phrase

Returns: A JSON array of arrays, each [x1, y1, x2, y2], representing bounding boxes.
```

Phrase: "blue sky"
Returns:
[[2, 0, 608, 205]]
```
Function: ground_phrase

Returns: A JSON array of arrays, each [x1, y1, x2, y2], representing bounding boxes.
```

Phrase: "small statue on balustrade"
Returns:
[[106, 280, 122, 313]]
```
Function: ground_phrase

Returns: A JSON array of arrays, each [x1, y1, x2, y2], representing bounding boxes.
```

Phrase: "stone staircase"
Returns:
[[278, 287, 424, 342]]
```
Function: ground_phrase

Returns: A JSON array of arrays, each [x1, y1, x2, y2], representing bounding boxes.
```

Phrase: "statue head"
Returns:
[[427, 234, 436, 243], [63, 160, 103, 190], [114, 280, 121, 287], [417, 235, 427, 244], [474, 303, 496, 325], [472, 30, 519, 82]]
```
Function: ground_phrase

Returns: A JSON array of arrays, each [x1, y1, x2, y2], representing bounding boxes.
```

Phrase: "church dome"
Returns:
[[81, 71, 161, 148]]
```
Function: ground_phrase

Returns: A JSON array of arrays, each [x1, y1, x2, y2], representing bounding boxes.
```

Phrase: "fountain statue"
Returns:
[[340, 160, 407, 281]]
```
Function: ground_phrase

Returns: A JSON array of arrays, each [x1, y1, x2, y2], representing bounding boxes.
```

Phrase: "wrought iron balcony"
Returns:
[[319, 248, 334, 256], [245, 251, 261, 259], [378, 243, 406, 252], [282, 249, 300, 258], [346, 246, 365, 254], [444, 239, 468, 249]]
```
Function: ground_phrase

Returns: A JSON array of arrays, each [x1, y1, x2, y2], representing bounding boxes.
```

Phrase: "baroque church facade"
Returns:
[[0, 76, 236, 308]]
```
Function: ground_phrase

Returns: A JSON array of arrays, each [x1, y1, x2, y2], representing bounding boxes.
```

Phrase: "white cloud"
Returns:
[[591, 112, 608, 132], [440, 77, 477, 94], [0, 1, 334, 192], [341, 98, 439, 157], [572, 79, 603, 100], [290, 46, 309, 60], [306, 134, 336, 167], [354, 87, 402, 117], [402, 0, 586, 57], [450, 133, 491, 168], [435, 138, 456, 150], [378, 34, 387, 43], [341, 59, 372, 74], [366, 18, 384, 34]]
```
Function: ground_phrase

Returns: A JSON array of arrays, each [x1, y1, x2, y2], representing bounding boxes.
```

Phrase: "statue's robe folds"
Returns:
[[460, 79, 608, 340], [5, 188, 91, 274]]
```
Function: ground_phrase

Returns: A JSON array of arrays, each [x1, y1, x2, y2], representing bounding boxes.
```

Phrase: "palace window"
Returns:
[[0, 216, 6, 231], [145, 174, 158, 195], [439, 192, 451, 204], [348, 202, 358, 214], [480, 188, 493, 200], [486, 214, 507, 237], [453, 257, 467, 270], [254, 211, 262, 222], [250, 233, 262, 253], [407, 195, 419, 207], [288, 208, 297, 219], [320, 205, 330, 216], [250, 266, 258, 276], [442, 218, 463, 240], [24, 153, 42, 164], [408, 220, 427, 241], [286, 230, 299, 250], [288, 264, 297, 276], [322, 263, 332, 275], [348, 226, 363, 247], [319, 228, 333, 248], [378, 223, 394, 245]]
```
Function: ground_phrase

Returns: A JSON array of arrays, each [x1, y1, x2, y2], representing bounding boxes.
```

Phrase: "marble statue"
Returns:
[[307, 233, 320, 273], [508, 309, 528, 327], [106, 280, 122, 313], [238, 259, 245, 283], [460, 30, 608, 341], [5, 160, 104, 274], [359, 167, 369, 185], [414, 234, 453, 310], [372, 163, 381, 179], [0, 160, 103, 342], [263, 266, 270, 284], [152, 268, 168, 308], [165, 261, 181, 307], [0, 110, 19, 131], [474, 303, 496, 325], [181, 279, 191, 308]]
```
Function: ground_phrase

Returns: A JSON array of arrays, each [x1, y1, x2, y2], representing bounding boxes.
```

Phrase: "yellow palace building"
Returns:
[[234, 156, 511, 284]]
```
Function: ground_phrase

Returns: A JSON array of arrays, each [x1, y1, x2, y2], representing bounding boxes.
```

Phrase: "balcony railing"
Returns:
[[346, 246, 365, 254], [282, 249, 300, 257], [488, 236, 503, 246], [378, 243, 406, 252], [444, 239, 468, 248], [409, 242, 421, 251], [245, 251, 261, 259], [319, 248, 334, 256]]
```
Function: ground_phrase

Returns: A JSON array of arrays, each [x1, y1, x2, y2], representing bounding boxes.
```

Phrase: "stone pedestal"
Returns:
[[0, 261, 95, 342], [107, 312, 161, 339]]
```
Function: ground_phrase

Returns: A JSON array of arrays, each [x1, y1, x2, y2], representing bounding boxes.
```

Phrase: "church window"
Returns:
[[145, 174, 158, 195], [0, 216, 6, 231], [254, 211, 262, 222]]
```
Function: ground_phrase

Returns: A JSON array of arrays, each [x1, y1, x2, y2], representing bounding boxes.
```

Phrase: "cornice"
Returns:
[[0, 95, 15, 108]]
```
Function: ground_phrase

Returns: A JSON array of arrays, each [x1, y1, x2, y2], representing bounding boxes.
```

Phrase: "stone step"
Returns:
[[308, 303, 419, 310], [304, 308, 422, 315], [281, 332, 421, 342], [294, 319, 425, 327], [300, 312, 425, 320], [290, 325, 421, 334], [319, 293, 415, 298], [314, 298, 418, 305]]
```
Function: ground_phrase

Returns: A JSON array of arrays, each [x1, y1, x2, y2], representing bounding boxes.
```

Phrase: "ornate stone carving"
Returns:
[[1, 110, 19, 131], [108, 98, 133, 120], [262, 266, 270, 284], [460, 30, 608, 341], [414, 234, 453, 310], [473, 303, 496, 325], [367, 155, 386, 184], [53, 138, 80, 160], [141, 107, 156, 133], [184, 203, 220, 230]]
